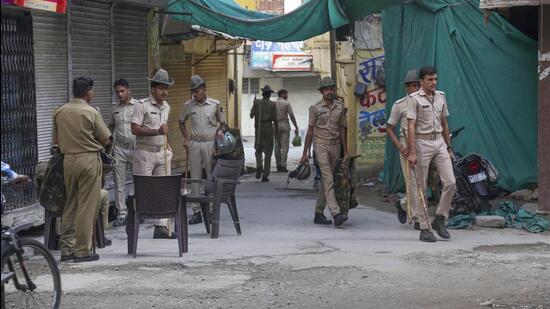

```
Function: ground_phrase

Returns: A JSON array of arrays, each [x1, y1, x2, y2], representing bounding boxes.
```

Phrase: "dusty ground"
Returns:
[[24, 173, 545, 309]]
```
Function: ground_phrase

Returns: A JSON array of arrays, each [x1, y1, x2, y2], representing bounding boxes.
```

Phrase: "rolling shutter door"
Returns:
[[193, 54, 228, 117], [282, 76, 320, 132], [33, 11, 68, 160], [70, 0, 112, 120], [163, 54, 192, 170], [113, 4, 149, 99]]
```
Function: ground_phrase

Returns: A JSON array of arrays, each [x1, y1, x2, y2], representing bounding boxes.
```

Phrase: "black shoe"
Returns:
[[153, 226, 177, 239], [113, 217, 127, 227], [188, 212, 203, 225], [342, 213, 348, 222], [103, 237, 112, 247], [255, 169, 263, 179], [419, 229, 437, 242], [333, 213, 345, 227], [414, 222, 420, 231], [73, 253, 100, 263], [278, 166, 288, 173], [261, 177, 269, 182], [60, 254, 74, 262], [314, 213, 332, 225], [431, 215, 450, 239], [395, 200, 407, 224]]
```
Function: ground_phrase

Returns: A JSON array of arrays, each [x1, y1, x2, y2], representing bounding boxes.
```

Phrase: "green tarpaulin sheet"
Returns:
[[167, 0, 402, 42], [448, 201, 549, 233], [381, 0, 538, 192]]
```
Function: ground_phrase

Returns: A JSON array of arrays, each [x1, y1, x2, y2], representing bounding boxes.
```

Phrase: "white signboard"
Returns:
[[271, 53, 312, 71]]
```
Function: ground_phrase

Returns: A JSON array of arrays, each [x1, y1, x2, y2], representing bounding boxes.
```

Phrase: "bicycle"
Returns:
[[1, 222, 61, 309]]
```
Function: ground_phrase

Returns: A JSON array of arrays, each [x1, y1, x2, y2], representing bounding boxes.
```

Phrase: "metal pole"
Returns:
[[329, 30, 337, 84]]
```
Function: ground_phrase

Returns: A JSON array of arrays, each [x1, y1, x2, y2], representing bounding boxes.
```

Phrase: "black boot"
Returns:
[[314, 213, 332, 225], [333, 213, 345, 227], [188, 212, 203, 225], [153, 226, 177, 239], [419, 229, 437, 242], [395, 200, 407, 224], [431, 215, 450, 239]]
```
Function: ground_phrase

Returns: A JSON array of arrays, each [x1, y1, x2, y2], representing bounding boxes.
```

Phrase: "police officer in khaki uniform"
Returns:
[[301, 77, 348, 227], [274, 89, 299, 173], [386, 70, 420, 228], [131, 69, 174, 239], [250, 85, 278, 182], [407, 66, 456, 242], [109, 79, 137, 227], [179, 74, 225, 225], [52, 77, 111, 262]]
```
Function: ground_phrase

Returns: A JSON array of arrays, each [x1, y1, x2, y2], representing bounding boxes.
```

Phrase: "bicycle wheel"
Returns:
[[1, 238, 61, 309]]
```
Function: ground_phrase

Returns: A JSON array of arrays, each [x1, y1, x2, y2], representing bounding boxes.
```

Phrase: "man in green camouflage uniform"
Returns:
[[250, 85, 278, 182]]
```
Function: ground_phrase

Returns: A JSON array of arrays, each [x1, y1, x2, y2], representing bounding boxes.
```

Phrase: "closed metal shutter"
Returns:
[[33, 11, 68, 160], [70, 0, 112, 120], [193, 54, 228, 116], [282, 76, 320, 132], [163, 54, 192, 170], [113, 4, 149, 99]]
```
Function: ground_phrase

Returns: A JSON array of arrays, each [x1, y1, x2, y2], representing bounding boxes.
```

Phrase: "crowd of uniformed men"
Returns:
[[51, 64, 454, 262]]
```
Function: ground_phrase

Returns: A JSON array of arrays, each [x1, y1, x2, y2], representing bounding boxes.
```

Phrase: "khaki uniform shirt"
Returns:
[[309, 99, 347, 140], [387, 95, 412, 137], [52, 99, 111, 154], [179, 96, 224, 140], [275, 98, 295, 123], [407, 89, 449, 134], [110, 98, 138, 145], [132, 96, 170, 147]]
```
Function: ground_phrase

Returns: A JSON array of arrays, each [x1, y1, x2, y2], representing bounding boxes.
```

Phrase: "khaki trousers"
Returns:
[[398, 137, 418, 222], [274, 121, 290, 168], [113, 145, 134, 219], [414, 137, 456, 229], [189, 140, 215, 214], [255, 126, 274, 178], [133, 148, 173, 227], [60, 152, 102, 257], [100, 189, 109, 230], [314, 141, 341, 216]]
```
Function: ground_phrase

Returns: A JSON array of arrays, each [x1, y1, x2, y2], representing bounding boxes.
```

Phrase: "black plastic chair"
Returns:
[[183, 159, 243, 238], [129, 174, 187, 258]]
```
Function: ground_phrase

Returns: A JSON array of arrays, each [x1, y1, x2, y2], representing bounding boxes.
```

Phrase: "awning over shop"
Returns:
[[164, 0, 403, 42], [381, 0, 538, 192]]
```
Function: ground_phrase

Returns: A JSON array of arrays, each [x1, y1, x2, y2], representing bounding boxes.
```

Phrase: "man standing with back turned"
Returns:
[[407, 66, 456, 242], [274, 88, 299, 173], [53, 77, 111, 262], [250, 85, 278, 182]]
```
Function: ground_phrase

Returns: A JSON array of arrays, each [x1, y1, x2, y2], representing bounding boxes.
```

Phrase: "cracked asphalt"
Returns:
[[45, 171, 550, 309]]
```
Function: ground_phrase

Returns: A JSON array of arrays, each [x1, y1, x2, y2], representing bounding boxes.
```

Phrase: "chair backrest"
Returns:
[[133, 175, 182, 215], [206, 159, 244, 194]]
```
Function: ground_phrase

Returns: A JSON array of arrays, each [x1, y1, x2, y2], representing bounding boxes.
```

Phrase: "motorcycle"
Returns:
[[428, 127, 500, 216]]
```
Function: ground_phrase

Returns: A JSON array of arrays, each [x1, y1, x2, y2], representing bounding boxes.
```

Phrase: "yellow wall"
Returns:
[[234, 0, 257, 10]]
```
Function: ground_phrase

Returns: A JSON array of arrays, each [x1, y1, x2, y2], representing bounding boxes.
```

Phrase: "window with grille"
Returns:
[[241, 78, 260, 94], [1, 11, 38, 211]]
